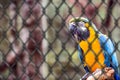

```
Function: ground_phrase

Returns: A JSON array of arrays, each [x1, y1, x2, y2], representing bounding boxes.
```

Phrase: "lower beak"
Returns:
[[74, 34, 80, 43]]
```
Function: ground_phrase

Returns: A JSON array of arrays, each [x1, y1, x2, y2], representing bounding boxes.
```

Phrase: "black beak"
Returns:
[[69, 22, 90, 42]]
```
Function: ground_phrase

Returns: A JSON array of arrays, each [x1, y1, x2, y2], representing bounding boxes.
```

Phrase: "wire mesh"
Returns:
[[0, 0, 120, 80]]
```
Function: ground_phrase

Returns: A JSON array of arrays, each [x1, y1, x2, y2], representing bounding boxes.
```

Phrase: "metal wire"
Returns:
[[0, 0, 120, 80]]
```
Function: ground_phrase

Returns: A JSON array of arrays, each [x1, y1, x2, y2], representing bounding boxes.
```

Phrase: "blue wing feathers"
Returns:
[[78, 45, 84, 63], [98, 33, 119, 73]]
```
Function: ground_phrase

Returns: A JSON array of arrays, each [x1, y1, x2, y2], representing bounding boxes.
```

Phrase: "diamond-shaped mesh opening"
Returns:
[[0, 0, 120, 80]]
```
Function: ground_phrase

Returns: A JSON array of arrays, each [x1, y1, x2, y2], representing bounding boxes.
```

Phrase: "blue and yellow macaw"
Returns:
[[68, 17, 120, 79]]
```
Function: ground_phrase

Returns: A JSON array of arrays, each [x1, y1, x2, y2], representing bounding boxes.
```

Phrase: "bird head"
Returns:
[[69, 17, 90, 42]]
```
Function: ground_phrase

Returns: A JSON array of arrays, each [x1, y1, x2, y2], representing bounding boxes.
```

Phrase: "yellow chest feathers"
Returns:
[[79, 26, 105, 72]]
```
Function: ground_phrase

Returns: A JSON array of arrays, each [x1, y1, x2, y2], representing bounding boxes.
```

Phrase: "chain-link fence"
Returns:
[[0, 0, 120, 80]]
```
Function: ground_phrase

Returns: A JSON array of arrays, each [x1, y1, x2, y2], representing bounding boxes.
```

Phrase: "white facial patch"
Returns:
[[78, 21, 85, 27], [81, 27, 87, 31]]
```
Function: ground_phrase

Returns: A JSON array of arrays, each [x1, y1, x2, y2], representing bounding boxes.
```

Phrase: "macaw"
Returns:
[[68, 17, 120, 80]]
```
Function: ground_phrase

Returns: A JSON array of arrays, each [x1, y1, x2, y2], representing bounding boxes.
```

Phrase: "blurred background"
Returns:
[[0, 0, 120, 80]]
